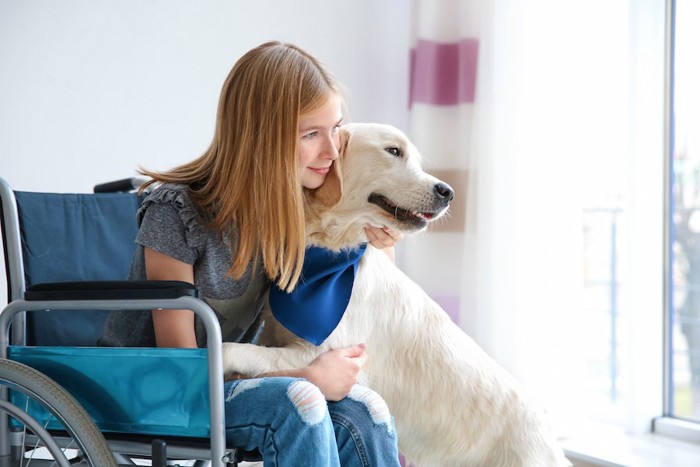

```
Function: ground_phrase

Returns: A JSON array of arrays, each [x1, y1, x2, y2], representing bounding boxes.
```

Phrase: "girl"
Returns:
[[100, 41, 402, 466]]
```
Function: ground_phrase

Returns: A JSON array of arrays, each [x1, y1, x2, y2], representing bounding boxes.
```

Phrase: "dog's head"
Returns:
[[307, 123, 454, 248]]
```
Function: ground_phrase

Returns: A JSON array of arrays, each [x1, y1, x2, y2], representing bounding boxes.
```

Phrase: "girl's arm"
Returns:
[[145, 247, 199, 348]]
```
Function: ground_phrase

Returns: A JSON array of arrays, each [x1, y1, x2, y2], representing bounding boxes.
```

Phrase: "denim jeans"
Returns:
[[223, 377, 401, 466]]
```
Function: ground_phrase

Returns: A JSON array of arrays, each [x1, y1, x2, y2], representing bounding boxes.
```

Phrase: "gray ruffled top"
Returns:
[[98, 183, 268, 348]]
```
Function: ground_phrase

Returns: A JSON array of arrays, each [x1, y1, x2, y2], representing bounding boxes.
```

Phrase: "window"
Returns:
[[580, 0, 674, 435], [667, 0, 700, 426]]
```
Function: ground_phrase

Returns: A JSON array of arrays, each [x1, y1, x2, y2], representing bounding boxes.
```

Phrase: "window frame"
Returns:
[[655, 0, 700, 442]]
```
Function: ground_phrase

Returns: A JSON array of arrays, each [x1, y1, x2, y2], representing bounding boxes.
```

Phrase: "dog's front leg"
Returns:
[[222, 342, 320, 378]]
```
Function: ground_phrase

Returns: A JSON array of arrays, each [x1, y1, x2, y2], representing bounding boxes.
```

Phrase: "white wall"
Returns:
[[0, 0, 411, 193], [0, 0, 412, 305]]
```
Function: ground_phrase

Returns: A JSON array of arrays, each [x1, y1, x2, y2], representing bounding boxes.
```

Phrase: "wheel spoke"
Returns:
[[0, 360, 115, 466]]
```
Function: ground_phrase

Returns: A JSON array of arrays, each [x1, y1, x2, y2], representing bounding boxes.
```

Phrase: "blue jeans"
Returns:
[[223, 377, 400, 466]]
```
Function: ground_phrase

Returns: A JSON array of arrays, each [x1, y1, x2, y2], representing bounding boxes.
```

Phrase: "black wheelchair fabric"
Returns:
[[14, 191, 142, 346]]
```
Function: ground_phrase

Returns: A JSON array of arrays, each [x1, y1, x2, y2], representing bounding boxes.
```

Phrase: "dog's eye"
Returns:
[[384, 147, 402, 158]]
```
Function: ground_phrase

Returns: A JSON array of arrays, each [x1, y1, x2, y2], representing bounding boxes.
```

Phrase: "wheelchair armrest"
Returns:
[[24, 280, 197, 301]]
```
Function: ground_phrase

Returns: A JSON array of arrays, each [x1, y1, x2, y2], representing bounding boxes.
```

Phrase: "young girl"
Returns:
[[99, 41, 402, 466]]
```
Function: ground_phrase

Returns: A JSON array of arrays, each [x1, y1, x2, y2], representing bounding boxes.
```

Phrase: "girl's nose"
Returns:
[[325, 134, 340, 160]]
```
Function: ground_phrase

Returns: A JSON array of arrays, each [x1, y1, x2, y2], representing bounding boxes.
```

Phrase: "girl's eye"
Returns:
[[384, 147, 402, 157], [303, 131, 318, 140], [331, 124, 342, 134]]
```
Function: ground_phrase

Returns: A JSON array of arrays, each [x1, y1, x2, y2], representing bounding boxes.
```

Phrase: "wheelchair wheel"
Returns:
[[0, 359, 116, 467]]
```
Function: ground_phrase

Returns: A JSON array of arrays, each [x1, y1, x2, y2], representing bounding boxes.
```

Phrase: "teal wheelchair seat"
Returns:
[[8, 346, 210, 438]]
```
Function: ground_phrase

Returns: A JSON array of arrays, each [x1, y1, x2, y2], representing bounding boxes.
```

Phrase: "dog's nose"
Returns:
[[434, 182, 455, 203]]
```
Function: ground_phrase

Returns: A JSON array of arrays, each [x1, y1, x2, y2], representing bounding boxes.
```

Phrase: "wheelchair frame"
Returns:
[[0, 177, 236, 466]]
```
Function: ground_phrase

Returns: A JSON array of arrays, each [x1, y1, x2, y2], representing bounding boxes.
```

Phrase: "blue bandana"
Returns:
[[269, 244, 367, 346]]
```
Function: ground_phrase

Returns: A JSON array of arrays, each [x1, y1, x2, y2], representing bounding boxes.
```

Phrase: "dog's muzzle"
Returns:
[[368, 181, 454, 231]]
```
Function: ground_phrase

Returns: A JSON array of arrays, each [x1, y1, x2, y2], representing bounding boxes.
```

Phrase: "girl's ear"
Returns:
[[311, 128, 347, 209]]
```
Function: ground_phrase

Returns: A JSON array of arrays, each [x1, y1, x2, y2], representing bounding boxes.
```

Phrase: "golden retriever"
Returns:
[[222, 123, 570, 467]]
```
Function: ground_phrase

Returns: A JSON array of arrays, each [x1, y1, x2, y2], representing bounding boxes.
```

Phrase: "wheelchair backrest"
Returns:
[[1, 177, 142, 345]]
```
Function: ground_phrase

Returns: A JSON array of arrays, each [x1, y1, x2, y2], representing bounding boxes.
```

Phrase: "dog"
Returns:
[[222, 123, 570, 467]]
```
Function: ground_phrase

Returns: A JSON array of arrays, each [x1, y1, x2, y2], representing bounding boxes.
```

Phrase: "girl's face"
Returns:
[[297, 94, 343, 189]]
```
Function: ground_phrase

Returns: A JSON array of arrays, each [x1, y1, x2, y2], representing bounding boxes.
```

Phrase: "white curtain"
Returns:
[[402, 0, 480, 326], [402, 0, 667, 444], [400, 0, 598, 437]]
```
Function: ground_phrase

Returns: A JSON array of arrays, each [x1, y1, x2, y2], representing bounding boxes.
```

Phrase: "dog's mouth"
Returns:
[[368, 193, 439, 229]]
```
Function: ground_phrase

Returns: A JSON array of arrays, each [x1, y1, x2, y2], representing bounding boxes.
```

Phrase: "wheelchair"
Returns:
[[0, 176, 259, 466]]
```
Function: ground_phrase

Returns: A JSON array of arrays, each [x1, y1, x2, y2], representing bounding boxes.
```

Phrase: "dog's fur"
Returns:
[[222, 123, 570, 467]]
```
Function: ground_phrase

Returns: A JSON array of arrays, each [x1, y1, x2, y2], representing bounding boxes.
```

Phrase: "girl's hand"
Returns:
[[302, 344, 368, 401], [365, 225, 403, 261]]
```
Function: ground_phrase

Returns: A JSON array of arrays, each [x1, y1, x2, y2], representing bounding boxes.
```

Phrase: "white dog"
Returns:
[[223, 123, 570, 467]]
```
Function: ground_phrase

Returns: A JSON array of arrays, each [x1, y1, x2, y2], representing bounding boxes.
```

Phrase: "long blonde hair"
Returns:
[[140, 41, 342, 291]]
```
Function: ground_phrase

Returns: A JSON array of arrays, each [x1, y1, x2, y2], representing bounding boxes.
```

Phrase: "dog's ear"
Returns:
[[311, 128, 347, 208]]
